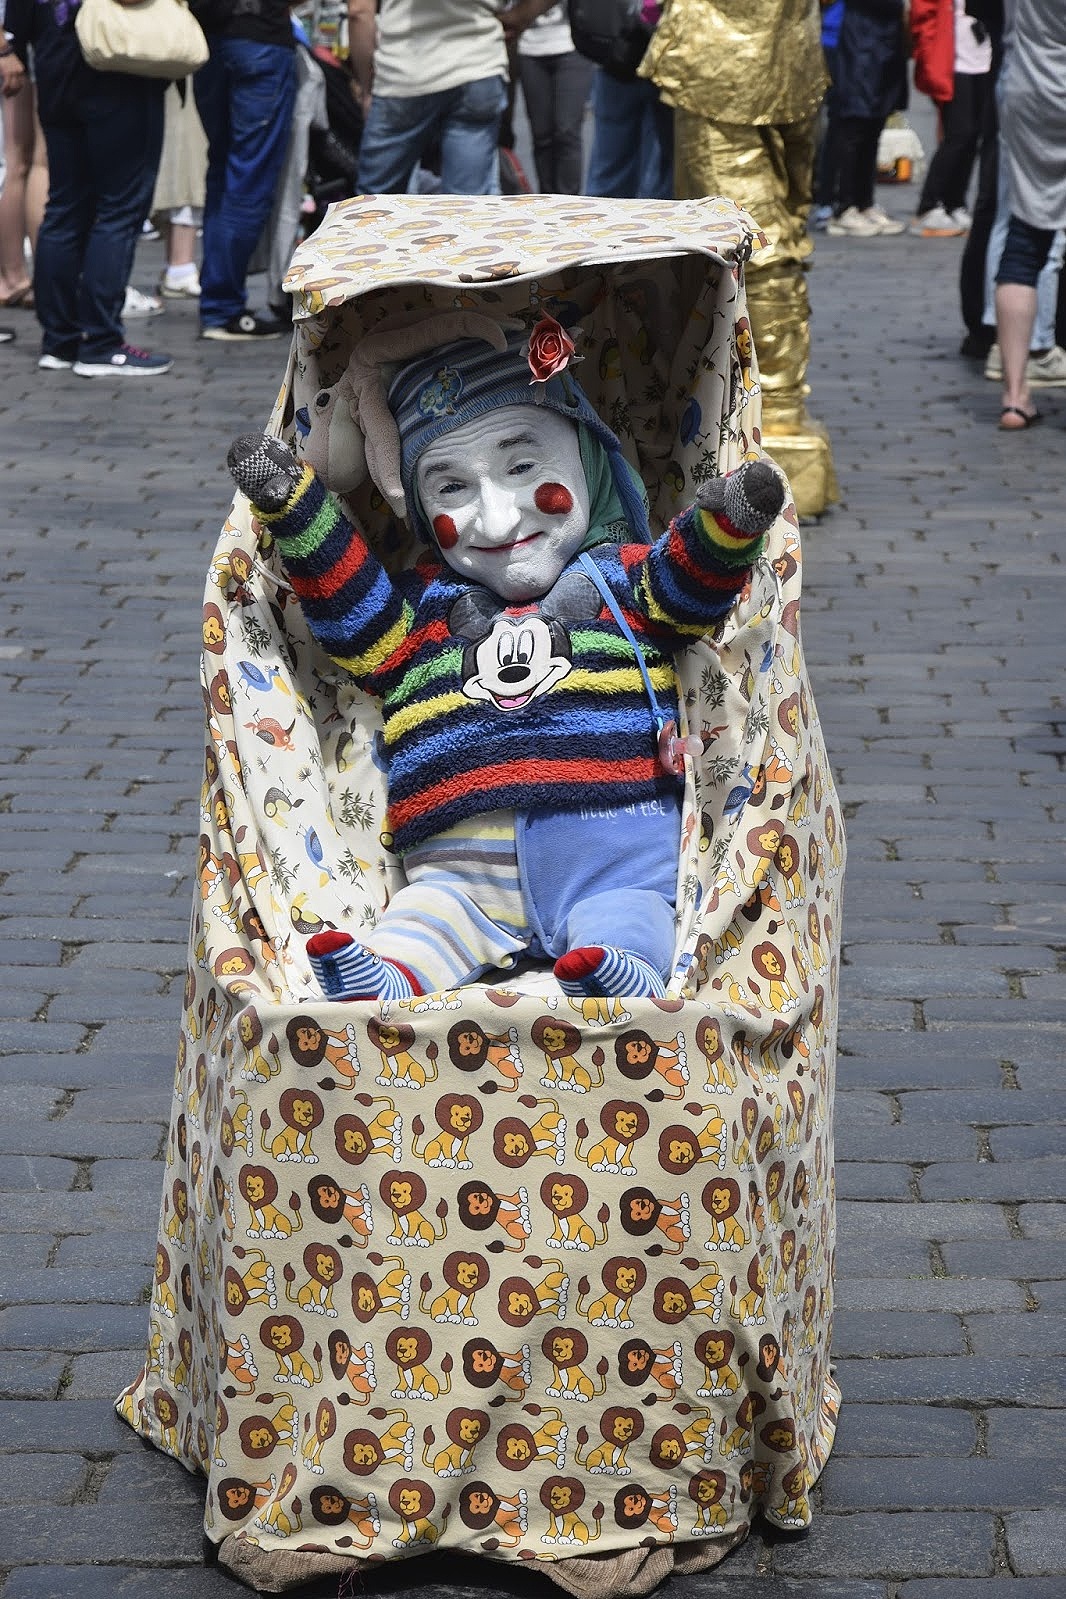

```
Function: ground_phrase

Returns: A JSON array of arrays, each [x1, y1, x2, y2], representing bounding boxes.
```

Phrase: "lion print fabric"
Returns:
[[116, 196, 843, 1590]]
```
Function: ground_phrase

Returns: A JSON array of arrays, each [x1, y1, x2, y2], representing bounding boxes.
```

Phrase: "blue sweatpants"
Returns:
[[368, 799, 682, 994]]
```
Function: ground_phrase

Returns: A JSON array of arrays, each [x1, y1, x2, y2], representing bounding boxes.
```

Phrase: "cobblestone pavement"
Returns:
[[1, 173, 1064, 1599]]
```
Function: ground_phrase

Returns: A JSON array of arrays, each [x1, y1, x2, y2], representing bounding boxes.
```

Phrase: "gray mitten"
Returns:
[[227, 432, 303, 513], [696, 459, 785, 534]]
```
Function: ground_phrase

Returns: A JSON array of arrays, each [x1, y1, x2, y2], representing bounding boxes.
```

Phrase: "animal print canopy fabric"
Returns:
[[117, 196, 843, 1595]]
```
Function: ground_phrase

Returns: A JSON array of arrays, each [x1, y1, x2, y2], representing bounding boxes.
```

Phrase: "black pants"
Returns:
[[958, 75, 999, 337], [918, 72, 992, 215], [834, 116, 884, 213]]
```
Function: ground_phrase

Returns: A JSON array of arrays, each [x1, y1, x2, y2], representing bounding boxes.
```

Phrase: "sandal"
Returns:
[[999, 405, 1041, 430], [0, 285, 34, 310]]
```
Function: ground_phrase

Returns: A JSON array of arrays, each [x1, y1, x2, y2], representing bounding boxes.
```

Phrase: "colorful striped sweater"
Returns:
[[260, 469, 765, 856]]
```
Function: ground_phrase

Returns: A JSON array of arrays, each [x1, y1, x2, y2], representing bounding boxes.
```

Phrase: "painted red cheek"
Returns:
[[534, 482, 574, 516], [432, 514, 459, 549]]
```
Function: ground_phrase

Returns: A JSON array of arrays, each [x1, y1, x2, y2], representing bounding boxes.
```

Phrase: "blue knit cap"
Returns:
[[387, 332, 651, 545]]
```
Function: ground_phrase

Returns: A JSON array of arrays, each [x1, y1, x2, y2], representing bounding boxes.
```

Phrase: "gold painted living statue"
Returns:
[[641, 0, 837, 516]]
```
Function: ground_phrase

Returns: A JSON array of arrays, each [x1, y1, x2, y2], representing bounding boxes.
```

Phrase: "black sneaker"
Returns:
[[200, 310, 289, 341], [72, 343, 173, 377]]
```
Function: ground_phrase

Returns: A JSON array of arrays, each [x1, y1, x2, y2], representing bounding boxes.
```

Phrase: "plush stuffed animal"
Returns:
[[228, 319, 784, 1003]]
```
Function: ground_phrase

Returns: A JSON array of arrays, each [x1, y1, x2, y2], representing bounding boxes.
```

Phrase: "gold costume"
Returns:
[[641, 0, 837, 515]]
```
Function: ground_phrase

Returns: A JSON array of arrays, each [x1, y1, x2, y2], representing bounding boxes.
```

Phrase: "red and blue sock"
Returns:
[[553, 945, 667, 999], [306, 931, 418, 1002]]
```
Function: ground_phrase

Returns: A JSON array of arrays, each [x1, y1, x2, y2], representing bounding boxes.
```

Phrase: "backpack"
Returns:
[[568, 0, 653, 80], [187, 0, 263, 34]]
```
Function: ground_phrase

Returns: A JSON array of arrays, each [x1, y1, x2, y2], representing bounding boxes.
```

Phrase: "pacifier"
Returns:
[[658, 719, 704, 776]]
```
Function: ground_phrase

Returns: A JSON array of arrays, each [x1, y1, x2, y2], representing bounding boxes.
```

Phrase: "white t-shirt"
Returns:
[[373, 0, 508, 98], [517, 3, 575, 57], [955, 0, 994, 74]]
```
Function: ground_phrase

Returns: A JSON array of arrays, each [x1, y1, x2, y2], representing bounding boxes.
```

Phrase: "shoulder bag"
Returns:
[[568, 0, 653, 81], [74, 0, 210, 79]]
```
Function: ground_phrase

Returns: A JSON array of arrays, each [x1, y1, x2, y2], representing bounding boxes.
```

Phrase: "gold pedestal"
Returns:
[[763, 414, 838, 520]]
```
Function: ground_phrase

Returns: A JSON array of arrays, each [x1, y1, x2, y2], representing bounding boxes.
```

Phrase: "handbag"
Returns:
[[569, 0, 653, 81], [75, 0, 210, 79]]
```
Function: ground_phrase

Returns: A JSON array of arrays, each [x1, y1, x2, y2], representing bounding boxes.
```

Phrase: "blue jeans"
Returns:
[[35, 76, 165, 360], [194, 37, 297, 327], [357, 76, 507, 195], [584, 71, 674, 200]]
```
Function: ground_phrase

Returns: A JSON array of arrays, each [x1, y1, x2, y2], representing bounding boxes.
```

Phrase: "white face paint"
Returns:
[[414, 405, 590, 603]]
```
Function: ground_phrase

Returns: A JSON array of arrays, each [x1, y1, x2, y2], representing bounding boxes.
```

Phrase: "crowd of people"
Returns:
[[0, 0, 1062, 428]]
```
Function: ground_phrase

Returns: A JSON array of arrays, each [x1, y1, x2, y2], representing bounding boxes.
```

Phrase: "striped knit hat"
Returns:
[[387, 331, 650, 545]]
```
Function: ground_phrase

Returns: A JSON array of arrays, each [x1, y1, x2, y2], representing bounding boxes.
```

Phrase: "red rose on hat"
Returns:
[[525, 315, 577, 385]]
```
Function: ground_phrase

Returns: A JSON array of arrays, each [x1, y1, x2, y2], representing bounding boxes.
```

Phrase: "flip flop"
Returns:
[[999, 406, 1041, 430], [0, 286, 33, 309]]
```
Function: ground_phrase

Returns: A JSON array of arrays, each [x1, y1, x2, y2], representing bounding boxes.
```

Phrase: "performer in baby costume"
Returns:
[[228, 316, 783, 1003]]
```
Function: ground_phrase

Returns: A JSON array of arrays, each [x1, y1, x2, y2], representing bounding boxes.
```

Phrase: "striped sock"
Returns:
[[554, 945, 667, 999], [306, 931, 416, 1002]]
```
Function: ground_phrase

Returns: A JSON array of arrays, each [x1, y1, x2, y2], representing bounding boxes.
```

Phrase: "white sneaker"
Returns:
[[950, 207, 972, 232], [984, 342, 1066, 386], [1026, 344, 1066, 387], [123, 285, 164, 318], [909, 205, 966, 237], [863, 205, 905, 235], [73, 342, 173, 377], [811, 204, 833, 232], [38, 352, 73, 370], [826, 206, 880, 237], [159, 269, 201, 299]]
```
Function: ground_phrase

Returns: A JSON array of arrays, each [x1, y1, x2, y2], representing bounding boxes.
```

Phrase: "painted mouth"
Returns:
[[471, 531, 543, 554], [491, 691, 534, 709]]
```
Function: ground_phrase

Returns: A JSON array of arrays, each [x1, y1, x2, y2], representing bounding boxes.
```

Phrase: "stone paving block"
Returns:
[[0, 1022, 88, 1056], [899, 1091, 1066, 1126], [836, 1279, 1024, 1313], [0, 1452, 88, 1504], [836, 1164, 915, 1201], [837, 1202, 1011, 1240], [0, 1351, 67, 1400], [919, 1160, 1066, 1203], [62, 1086, 174, 1123], [0, 1305, 149, 1353], [1004, 1511, 1066, 1576], [985, 1406, 1066, 1460], [834, 1238, 934, 1278], [989, 1125, 1066, 1159], [1018, 1205, 1066, 1238], [769, 1511, 994, 1578], [832, 1311, 965, 1357], [820, 1456, 1066, 1510], [0, 1567, 250, 1599], [0, 1397, 144, 1451], [834, 1355, 1066, 1405], [0, 1085, 64, 1122], [899, 1584, 1066, 1599], [66, 1348, 150, 1401], [86, 1159, 164, 1200], [966, 1313, 1066, 1356], [0, 1123, 162, 1160], [837, 1055, 1003, 1091], [0, 1267, 150, 1307], [51, 1230, 157, 1269], [839, 1127, 978, 1162], [0, 1501, 205, 1564], [1, 1192, 158, 1234], [0, 1155, 76, 1192], [95, 1451, 208, 1507], [940, 1240, 1065, 1279], [830, 1403, 975, 1458]]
